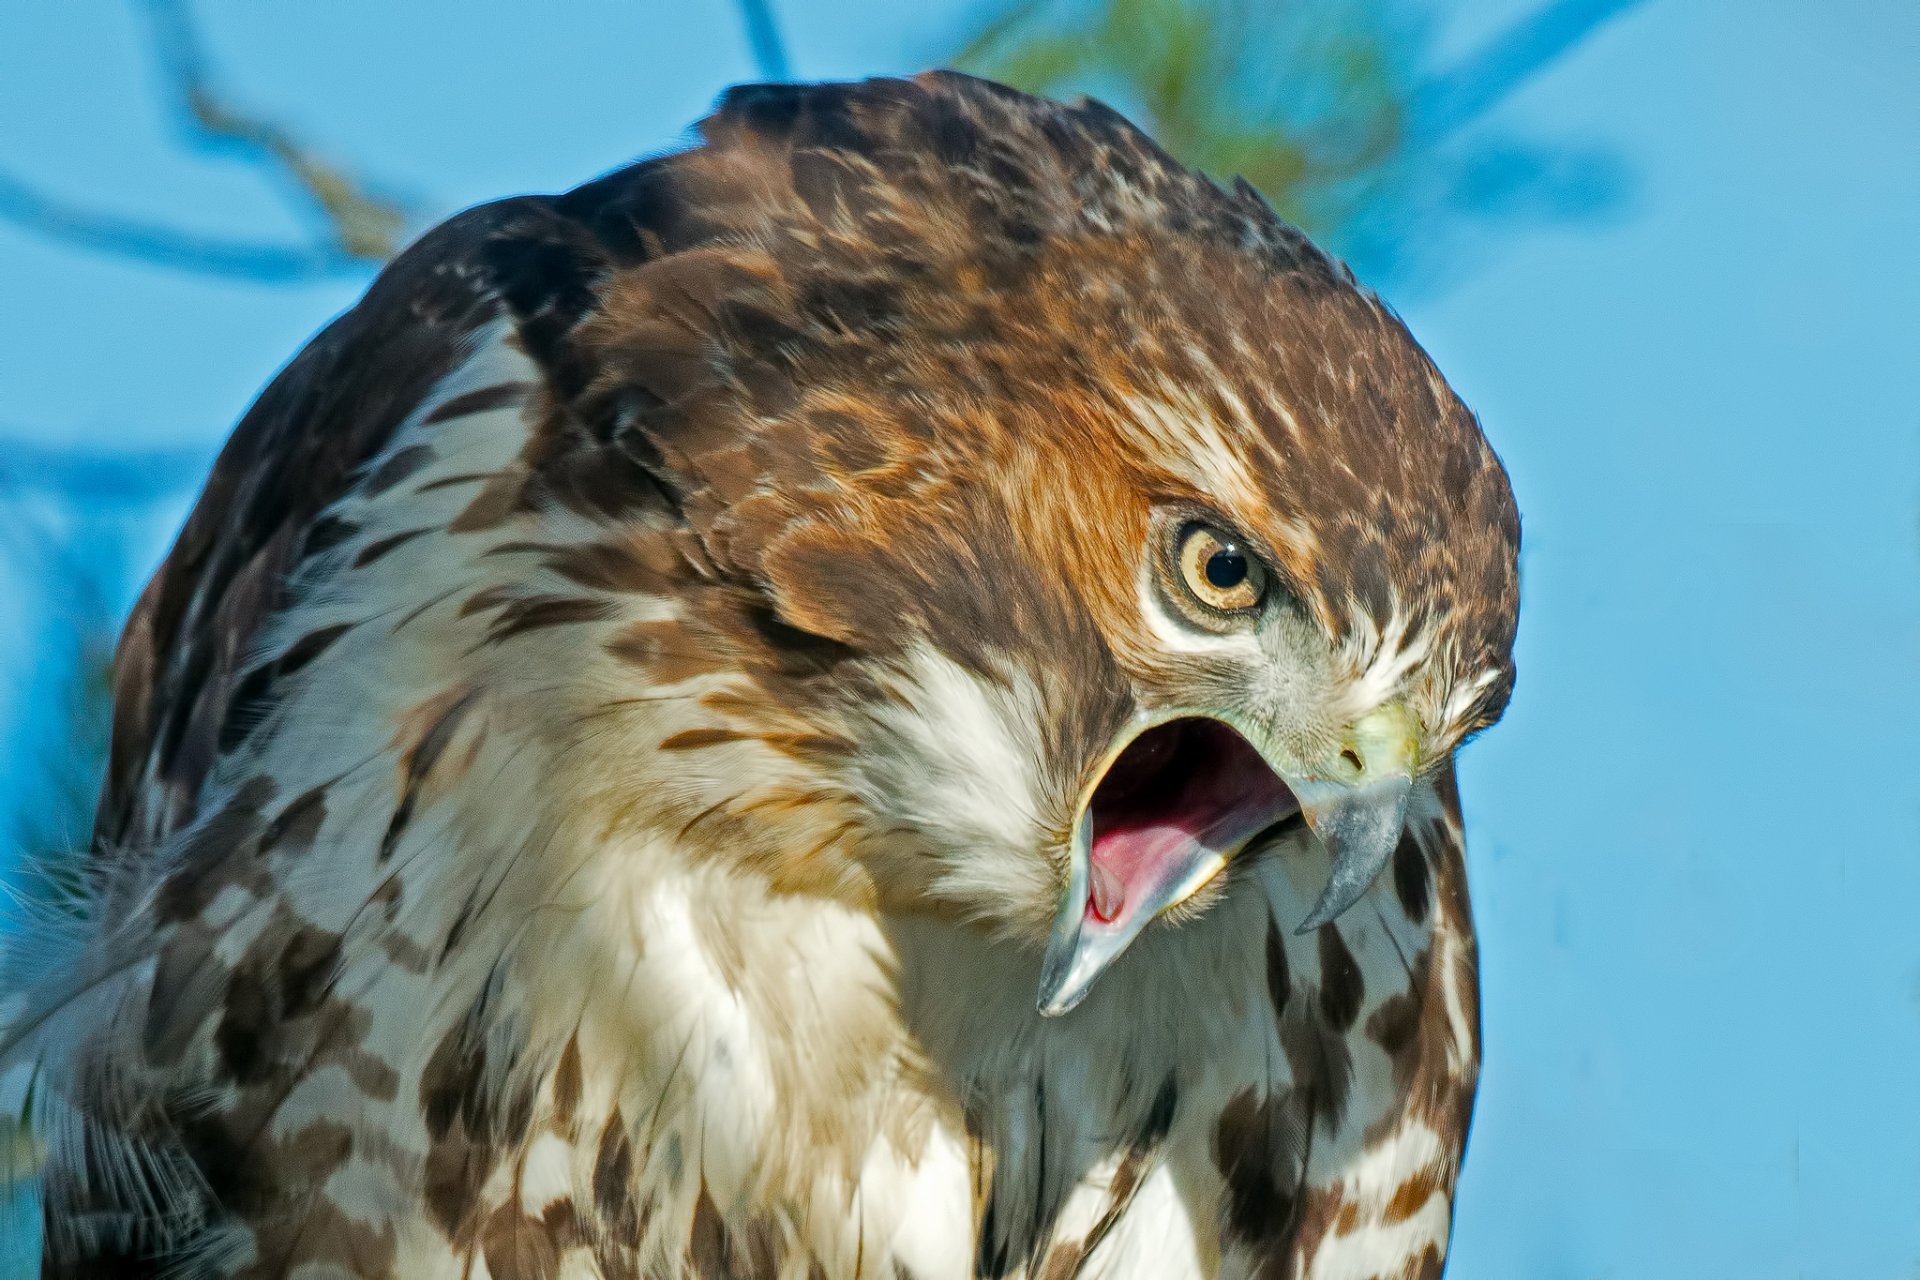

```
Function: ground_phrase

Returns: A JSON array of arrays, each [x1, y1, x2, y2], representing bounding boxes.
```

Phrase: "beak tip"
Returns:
[[1293, 878, 1361, 934], [1035, 994, 1078, 1019], [1035, 962, 1097, 1017], [1293, 906, 1337, 936]]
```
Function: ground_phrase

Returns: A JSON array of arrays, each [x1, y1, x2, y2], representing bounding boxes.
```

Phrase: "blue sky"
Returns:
[[3, 1, 1918, 1275]]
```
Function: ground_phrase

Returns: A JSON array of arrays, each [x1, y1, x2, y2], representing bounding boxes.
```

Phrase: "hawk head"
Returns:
[[543, 75, 1521, 1016]]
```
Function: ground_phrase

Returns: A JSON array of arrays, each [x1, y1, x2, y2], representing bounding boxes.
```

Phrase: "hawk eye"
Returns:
[[1175, 523, 1268, 613]]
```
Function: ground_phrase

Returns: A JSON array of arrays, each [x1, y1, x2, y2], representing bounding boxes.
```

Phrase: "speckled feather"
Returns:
[[3, 72, 1516, 1278]]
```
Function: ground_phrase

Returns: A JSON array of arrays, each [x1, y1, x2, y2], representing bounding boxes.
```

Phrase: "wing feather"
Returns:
[[95, 198, 589, 858]]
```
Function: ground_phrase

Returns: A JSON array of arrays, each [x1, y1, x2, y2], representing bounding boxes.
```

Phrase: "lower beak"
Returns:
[[1036, 814, 1230, 1017], [1035, 711, 1418, 1017]]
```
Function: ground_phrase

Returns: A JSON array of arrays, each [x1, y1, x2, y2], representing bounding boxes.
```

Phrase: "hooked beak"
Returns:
[[1035, 707, 1418, 1017], [1288, 772, 1413, 933]]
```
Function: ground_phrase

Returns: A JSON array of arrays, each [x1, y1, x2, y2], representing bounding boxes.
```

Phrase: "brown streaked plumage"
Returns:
[[4, 71, 1517, 1278]]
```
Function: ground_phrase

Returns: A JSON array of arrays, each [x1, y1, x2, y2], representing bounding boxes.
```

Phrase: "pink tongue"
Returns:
[[1089, 820, 1207, 923], [1086, 728, 1297, 925]]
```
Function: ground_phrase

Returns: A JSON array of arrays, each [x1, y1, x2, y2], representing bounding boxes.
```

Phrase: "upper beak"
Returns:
[[1288, 771, 1414, 933], [1035, 705, 1419, 1017]]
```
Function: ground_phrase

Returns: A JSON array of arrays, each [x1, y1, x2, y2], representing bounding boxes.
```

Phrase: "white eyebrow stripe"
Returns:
[[1135, 571, 1262, 659]]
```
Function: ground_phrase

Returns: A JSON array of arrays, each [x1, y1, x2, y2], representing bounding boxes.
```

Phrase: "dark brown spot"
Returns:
[[481, 1202, 562, 1280], [688, 1185, 728, 1278], [593, 1109, 641, 1238], [279, 622, 353, 675], [421, 1019, 487, 1142], [424, 381, 531, 424], [217, 665, 279, 753], [142, 927, 217, 1063], [553, 1034, 583, 1130], [214, 963, 273, 1085], [1279, 992, 1354, 1132], [379, 793, 418, 862], [239, 1184, 397, 1277], [408, 689, 481, 782], [606, 618, 718, 686], [687, 1186, 780, 1279], [541, 1198, 585, 1244], [423, 1131, 492, 1240], [217, 624, 351, 753], [485, 594, 617, 642], [277, 926, 342, 1018], [1140, 1074, 1179, 1146], [1393, 831, 1430, 924], [381, 927, 433, 973], [363, 443, 437, 495], [153, 779, 275, 922], [263, 786, 328, 857], [301, 515, 360, 559], [1383, 1164, 1449, 1223], [168, 1103, 264, 1219], [595, 1242, 644, 1280], [276, 1118, 353, 1185], [1265, 919, 1291, 1019], [383, 690, 480, 861], [733, 1218, 782, 1279], [336, 1045, 400, 1102], [659, 726, 748, 751], [459, 585, 515, 619], [1316, 925, 1364, 1031], [1038, 1246, 1081, 1280], [544, 539, 677, 594], [1212, 1087, 1304, 1247], [1366, 991, 1420, 1087], [353, 527, 431, 567], [373, 873, 404, 917], [451, 471, 529, 532]]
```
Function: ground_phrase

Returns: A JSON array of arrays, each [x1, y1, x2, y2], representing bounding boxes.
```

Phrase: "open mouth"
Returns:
[[1082, 717, 1302, 924], [1040, 708, 1417, 1017]]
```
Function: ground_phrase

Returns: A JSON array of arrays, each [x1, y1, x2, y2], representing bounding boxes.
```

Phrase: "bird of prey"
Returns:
[[2, 72, 1519, 1279]]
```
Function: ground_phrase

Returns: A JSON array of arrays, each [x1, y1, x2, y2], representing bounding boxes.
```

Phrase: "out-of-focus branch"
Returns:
[[142, 0, 409, 259], [1416, 0, 1645, 138], [958, 0, 1636, 286], [0, 168, 366, 282], [735, 0, 792, 81], [0, 0, 411, 283], [0, 436, 208, 504]]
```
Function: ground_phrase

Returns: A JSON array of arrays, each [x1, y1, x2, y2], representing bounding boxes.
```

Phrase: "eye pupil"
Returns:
[[1173, 522, 1269, 615], [1204, 548, 1248, 589]]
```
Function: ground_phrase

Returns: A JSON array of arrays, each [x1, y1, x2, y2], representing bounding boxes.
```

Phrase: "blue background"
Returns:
[[3, 2, 1917, 1274]]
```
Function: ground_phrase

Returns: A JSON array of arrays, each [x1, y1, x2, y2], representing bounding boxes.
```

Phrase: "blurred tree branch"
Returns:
[[957, 0, 1637, 280], [1416, 0, 1641, 137], [143, 0, 409, 259], [0, 169, 367, 282], [0, 436, 208, 505], [0, 0, 409, 283], [736, 0, 792, 81]]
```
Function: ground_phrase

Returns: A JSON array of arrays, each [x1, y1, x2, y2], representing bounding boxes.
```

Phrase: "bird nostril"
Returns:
[[1339, 747, 1364, 774]]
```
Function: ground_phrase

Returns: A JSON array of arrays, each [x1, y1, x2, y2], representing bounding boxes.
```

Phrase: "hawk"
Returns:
[[3, 72, 1519, 1278]]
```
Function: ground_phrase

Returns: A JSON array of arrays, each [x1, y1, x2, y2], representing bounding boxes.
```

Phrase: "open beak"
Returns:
[[1036, 708, 1417, 1017]]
